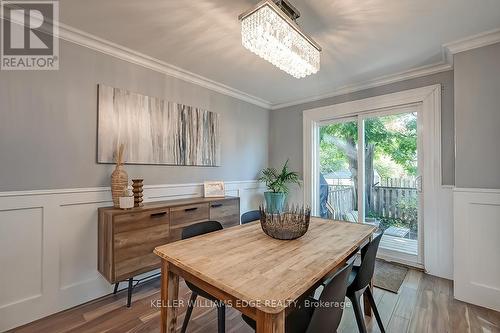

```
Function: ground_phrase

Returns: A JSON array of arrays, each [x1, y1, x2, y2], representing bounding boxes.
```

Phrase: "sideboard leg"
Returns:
[[127, 278, 133, 307], [113, 282, 120, 294]]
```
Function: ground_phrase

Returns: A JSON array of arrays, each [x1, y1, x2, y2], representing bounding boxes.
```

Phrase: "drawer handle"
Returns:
[[185, 207, 198, 212], [150, 212, 167, 218], [211, 203, 223, 208]]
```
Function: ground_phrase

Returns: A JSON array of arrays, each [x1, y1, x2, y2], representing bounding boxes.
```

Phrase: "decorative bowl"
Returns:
[[259, 205, 311, 240]]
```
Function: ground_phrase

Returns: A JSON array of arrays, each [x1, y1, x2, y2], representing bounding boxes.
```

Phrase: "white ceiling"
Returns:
[[59, 0, 500, 107]]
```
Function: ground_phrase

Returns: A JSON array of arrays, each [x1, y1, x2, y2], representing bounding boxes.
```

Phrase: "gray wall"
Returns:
[[454, 42, 500, 188], [0, 41, 270, 191], [270, 70, 455, 186]]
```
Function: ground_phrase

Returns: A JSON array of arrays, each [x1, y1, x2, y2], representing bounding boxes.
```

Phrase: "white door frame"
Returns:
[[303, 84, 442, 271]]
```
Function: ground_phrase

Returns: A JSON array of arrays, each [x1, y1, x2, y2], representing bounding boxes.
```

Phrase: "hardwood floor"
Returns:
[[10, 270, 500, 333]]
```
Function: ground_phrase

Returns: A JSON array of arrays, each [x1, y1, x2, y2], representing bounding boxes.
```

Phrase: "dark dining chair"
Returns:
[[180, 221, 225, 333], [241, 210, 261, 224], [346, 232, 385, 333], [241, 260, 354, 333]]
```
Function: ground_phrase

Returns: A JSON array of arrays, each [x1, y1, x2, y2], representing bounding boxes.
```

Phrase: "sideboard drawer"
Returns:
[[210, 198, 240, 228], [169, 203, 210, 241], [114, 208, 169, 234], [114, 223, 169, 249], [115, 252, 160, 282]]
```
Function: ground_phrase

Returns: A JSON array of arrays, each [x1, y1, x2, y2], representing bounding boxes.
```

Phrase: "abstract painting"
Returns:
[[97, 85, 220, 166]]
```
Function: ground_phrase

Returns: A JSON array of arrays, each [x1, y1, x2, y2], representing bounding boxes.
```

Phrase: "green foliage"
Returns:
[[319, 122, 357, 175], [259, 160, 301, 193], [319, 113, 417, 177], [396, 197, 418, 229], [367, 197, 418, 233]]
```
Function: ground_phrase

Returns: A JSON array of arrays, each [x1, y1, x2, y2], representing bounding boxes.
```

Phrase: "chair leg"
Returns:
[[348, 291, 367, 333], [365, 288, 385, 333], [217, 303, 226, 333], [126, 278, 133, 307], [181, 292, 198, 333], [113, 282, 119, 294]]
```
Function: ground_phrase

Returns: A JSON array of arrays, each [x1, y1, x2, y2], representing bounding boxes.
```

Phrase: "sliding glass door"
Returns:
[[318, 118, 358, 222], [317, 106, 423, 265]]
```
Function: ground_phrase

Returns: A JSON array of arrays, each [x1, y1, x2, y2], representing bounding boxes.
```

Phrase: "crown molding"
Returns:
[[271, 28, 500, 110], [57, 23, 273, 109], [2, 9, 499, 112], [444, 28, 500, 56], [270, 61, 452, 110]]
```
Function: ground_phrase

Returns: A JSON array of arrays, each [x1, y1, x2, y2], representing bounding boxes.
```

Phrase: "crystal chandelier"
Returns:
[[239, 0, 321, 79]]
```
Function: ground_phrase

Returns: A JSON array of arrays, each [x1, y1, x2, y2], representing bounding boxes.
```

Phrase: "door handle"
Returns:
[[211, 203, 223, 208], [416, 176, 423, 193], [185, 207, 198, 212]]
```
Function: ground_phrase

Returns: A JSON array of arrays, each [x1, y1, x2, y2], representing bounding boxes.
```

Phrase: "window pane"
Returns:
[[318, 120, 358, 221], [363, 112, 419, 256]]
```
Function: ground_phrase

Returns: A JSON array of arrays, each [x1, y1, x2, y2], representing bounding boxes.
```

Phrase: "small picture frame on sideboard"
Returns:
[[204, 181, 225, 197]]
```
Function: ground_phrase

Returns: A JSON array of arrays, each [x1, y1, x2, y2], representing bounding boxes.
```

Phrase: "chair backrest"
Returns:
[[306, 261, 354, 333], [350, 232, 383, 291], [241, 210, 261, 224], [181, 221, 223, 240]]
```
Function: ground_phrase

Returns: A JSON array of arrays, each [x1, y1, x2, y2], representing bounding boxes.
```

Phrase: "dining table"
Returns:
[[154, 217, 376, 333]]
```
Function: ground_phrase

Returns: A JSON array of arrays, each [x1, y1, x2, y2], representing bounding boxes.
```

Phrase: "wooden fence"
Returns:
[[327, 186, 355, 220], [371, 186, 417, 220], [327, 180, 417, 220]]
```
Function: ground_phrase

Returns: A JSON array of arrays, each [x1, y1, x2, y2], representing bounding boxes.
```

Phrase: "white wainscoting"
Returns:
[[0, 180, 265, 331], [425, 185, 454, 280], [454, 188, 500, 312]]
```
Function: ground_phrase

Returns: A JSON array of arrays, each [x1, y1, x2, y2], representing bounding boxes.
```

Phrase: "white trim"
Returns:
[[453, 187, 500, 194], [377, 250, 424, 271], [302, 85, 453, 278], [0, 180, 263, 198], [56, 24, 272, 109], [272, 62, 451, 110], [272, 28, 500, 110], [444, 28, 500, 56], [2, 8, 498, 111], [61, 20, 453, 111], [303, 85, 441, 121], [0, 8, 269, 108]]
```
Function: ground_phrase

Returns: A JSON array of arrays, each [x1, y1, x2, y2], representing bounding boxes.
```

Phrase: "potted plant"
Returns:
[[259, 160, 301, 213]]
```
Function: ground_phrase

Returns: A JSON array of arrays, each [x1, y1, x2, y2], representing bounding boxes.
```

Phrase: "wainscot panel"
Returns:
[[454, 188, 500, 312], [0, 180, 265, 331]]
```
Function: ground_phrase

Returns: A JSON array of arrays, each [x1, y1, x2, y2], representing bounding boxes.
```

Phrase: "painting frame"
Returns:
[[97, 84, 221, 167], [204, 181, 226, 198]]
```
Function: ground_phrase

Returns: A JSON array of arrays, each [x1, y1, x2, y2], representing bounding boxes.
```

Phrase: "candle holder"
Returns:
[[132, 179, 144, 207]]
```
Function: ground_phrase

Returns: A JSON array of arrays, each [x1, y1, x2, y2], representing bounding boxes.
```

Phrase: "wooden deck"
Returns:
[[380, 234, 418, 256]]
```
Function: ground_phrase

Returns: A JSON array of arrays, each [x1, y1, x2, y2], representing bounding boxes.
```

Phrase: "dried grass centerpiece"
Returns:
[[259, 205, 311, 240]]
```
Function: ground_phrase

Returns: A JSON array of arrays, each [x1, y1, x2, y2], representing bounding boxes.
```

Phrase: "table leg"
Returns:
[[256, 310, 285, 333], [161, 260, 179, 333]]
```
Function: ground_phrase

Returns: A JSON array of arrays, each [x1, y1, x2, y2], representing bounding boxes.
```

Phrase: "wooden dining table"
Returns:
[[154, 217, 376, 333]]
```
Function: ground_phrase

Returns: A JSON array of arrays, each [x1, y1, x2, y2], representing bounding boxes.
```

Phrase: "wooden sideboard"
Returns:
[[98, 196, 240, 305]]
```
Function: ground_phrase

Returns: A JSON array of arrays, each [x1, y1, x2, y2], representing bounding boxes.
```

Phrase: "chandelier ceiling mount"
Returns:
[[239, 0, 322, 79]]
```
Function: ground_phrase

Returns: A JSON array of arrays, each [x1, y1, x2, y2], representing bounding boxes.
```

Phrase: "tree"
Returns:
[[320, 113, 417, 211]]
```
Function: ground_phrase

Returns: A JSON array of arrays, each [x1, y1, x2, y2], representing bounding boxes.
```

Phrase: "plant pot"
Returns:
[[264, 192, 286, 213]]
